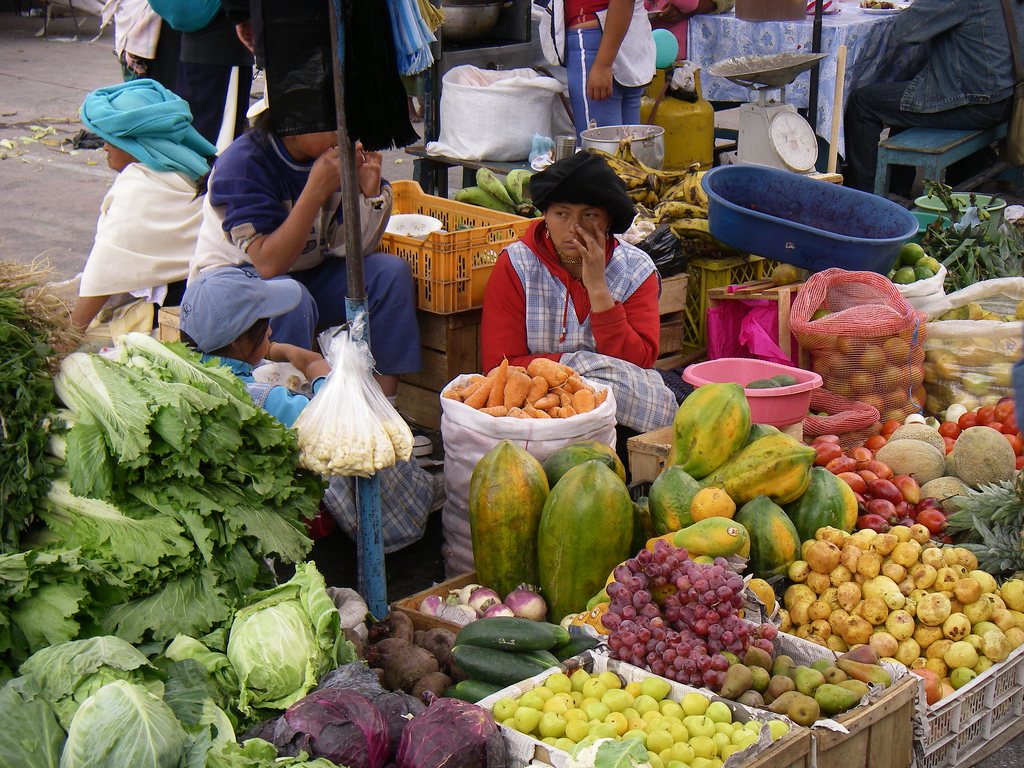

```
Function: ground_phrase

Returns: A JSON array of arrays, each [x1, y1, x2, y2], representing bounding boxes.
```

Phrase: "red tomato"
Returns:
[[814, 442, 844, 467], [838, 472, 868, 495], [1006, 433, 1024, 456], [881, 419, 902, 437], [1017, 456, 1024, 471], [864, 434, 888, 451], [826, 456, 859, 474], [848, 445, 874, 464], [814, 434, 841, 445], [958, 413, 980, 430], [858, 469, 880, 484], [995, 400, 1016, 423], [917, 508, 948, 535], [937, 422, 961, 439], [988, 422, 1004, 434], [977, 406, 997, 425], [1003, 412, 1019, 434], [942, 436, 956, 454]]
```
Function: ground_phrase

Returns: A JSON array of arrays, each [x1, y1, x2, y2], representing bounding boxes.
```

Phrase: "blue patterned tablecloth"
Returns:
[[688, 3, 925, 157]]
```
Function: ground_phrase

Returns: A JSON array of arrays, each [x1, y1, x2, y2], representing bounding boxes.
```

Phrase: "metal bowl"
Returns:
[[441, 0, 509, 44]]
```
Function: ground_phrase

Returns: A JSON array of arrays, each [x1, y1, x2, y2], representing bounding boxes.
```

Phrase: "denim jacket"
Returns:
[[894, 0, 1024, 113]]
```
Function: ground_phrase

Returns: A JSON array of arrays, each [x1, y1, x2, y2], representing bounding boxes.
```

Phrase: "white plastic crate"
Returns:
[[475, 652, 800, 768], [915, 642, 1024, 768]]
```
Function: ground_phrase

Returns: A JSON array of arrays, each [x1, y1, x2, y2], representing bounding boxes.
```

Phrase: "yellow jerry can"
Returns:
[[640, 69, 714, 171]]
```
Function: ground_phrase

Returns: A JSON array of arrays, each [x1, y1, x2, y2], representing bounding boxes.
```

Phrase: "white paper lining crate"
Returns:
[[475, 652, 811, 768], [916, 642, 1024, 768]]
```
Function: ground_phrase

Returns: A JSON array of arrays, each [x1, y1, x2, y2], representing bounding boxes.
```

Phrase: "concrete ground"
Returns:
[[2, 11, 1023, 767]]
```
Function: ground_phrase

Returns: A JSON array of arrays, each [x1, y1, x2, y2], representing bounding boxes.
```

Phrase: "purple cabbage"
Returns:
[[396, 698, 505, 768], [272, 688, 390, 768], [371, 691, 426, 758]]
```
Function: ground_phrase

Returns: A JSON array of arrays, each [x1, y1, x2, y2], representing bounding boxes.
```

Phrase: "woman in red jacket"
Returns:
[[480, 152, 677, 433]]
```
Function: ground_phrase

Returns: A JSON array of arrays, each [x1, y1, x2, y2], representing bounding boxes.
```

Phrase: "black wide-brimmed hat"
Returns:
[[529, 151, 636, 234]]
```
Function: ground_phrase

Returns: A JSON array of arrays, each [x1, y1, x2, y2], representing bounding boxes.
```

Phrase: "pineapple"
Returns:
[[949, 473, 1024, 577]]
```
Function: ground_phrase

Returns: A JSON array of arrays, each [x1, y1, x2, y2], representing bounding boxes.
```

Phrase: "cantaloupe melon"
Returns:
[[919, 477, 969, 515], [874, 440, 946, 485], [951, 427, 1016, 489], [887, 424, 946, 454]]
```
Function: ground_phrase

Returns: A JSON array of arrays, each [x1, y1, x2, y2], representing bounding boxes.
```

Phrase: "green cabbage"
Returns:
[[59, 680, 188, 768], [227, 563, 354, 715]]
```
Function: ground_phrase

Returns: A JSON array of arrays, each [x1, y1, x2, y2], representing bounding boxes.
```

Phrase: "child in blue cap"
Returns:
[[178, 265, 437, 553], [72, 78, 217, 337]]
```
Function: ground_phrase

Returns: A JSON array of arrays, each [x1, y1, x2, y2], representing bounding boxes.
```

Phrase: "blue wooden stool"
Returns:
[[873, 124, 1009, 196]]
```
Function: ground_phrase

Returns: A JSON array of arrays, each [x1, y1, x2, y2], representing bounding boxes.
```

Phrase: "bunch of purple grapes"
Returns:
[[602, 540, 778, 691]]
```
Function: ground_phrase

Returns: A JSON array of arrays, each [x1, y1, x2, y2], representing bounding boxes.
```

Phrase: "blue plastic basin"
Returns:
[[702, 165, 919, 274]]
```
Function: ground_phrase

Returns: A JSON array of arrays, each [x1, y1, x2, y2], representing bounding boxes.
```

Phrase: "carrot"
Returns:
[[525, 375, 548, 404], [503, 370, 533, 409], [463, 378, 493, 409], [523, 406, 551, 418], [594, 388, 609, 406], [486, 359, 509, 408], [564, 375, 585, 394], [442, 389, 463, 401], [506, 406, 529, 419], [509, 365, 528, 375], [533, 394, 559, 411], [572, 388, 596, 414], [546, 406, 561, 417], [479, 405, 509, 417], [559, 392, 573, 408], [527, 358, 569, 387], [557, 405, 578, 418]]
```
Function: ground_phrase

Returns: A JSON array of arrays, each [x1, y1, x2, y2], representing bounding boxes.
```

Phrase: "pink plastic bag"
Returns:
[[706, 298, 798, 367]]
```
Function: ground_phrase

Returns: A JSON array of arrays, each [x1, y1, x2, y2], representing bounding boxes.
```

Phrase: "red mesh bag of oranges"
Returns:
[[791, 268, 928, 424]]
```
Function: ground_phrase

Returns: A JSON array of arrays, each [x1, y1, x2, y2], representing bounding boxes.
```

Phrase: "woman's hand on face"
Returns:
[[571, 222, 611, 290], [307, 146, 342, 202], [356, 142, 383, 198]]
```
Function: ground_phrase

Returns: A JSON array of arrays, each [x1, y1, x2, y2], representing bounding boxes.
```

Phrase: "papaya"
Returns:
[[542, 440, 626, 488], [783, 466, 858, 541], [645, 517, 750, 559], [631, 497, 657, 554], [699, 432, 816, 505], [735, 495, 802, 579], [667, 383, 751, 480], [648, 465, 701, 533], [469, 440, 549, 598], [538, 461, 633, 620], [744, 423, 780, 447]]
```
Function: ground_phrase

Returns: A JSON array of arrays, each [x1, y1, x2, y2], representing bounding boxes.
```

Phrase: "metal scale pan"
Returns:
[[705, 52, 827, 91]]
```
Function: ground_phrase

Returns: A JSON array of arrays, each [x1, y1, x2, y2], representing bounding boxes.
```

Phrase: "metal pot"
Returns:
[[441, 0, 509, 44], [579, 125, 666, 170]]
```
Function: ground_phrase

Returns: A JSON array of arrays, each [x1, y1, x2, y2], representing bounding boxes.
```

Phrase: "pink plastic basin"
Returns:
[[682, 358, 822, 428]]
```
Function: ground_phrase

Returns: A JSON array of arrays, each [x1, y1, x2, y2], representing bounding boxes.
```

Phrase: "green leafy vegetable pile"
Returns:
[[0, 332, 325, 672]]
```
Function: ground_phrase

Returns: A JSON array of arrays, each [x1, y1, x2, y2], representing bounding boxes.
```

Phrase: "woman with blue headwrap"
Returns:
[[71, 79, 217, 337]]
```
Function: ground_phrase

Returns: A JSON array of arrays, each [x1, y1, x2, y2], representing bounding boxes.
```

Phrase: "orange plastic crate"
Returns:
[[380, 180, 530, 314]]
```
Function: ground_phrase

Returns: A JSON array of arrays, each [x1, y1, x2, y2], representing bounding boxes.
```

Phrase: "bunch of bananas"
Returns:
[[592, 141, 717, 247], [454, 168, 540, 218]]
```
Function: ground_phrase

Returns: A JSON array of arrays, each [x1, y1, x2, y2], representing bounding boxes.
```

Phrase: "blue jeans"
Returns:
[[265, 254, 423, 375], [565, 26, 644, 141]]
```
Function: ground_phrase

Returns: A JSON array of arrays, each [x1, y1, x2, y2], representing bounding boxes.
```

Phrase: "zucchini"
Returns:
[[518, 649, 562, 669], [552, 634, 600, 661], [450, 644, 551, 687], [541, 622, 571, 646], [445, 679, 505, 703], [455, 617, 560, 651]]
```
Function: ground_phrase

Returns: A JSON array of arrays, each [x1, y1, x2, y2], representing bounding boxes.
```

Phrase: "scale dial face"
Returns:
[[769, 111, 818, 172]]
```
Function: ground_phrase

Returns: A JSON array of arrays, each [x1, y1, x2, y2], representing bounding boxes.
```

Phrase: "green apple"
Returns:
[[714, 721, 734, 735], [623, 707, 641, 721], [711, 732, 732, 754], [647, 753, 664, 768], [690, 758, 714, 768], [565, 718, 591, 743], [602, 688, 633, 713], [647, 729, 674, 754], [502, 717, 520, 732], [571, 691, 585, 707], [533, 686, 554, 703], [492, 697, 518, 721], [768, 720, 790, 741], [658, 749, 672, 767], [641, 676, 672, 701], [519, 690, 546, 711], [538, 711, 567, 739], [743, 720, 762, 734], [734, 733, 759, 751], [546, 673, 573, 695], [683, 715, 716, 739], [565, 707, 587, 723], [705, 701, 733, 725], [627, 717, 648, 733], [623, 729, 649, 748], [541, 737, 557, 746], [681, 692, 711, 716], [669, 740, 695, 765], [659, 700, 684, 720], [634, 694, 661, 715], [542, 696, 569, 714], [588, 722, 618, 740], [584, 701, 611, 722], [570, 669, 590, 693], [668, 722, 690, 744], [689, 735, 718, 760], [667, 761, 689, 768], [598, 671, 623, 690], [514, 706, 542, 735], [582, 679, 609, 700], [555, 738, 576, 753], [605, 711, 628, 736], [720, 745, 743, 761], [647, 717, 670, 732]]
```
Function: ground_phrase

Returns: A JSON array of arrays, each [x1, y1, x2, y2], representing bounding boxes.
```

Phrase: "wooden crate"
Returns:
[[658, 273, 689, 315], [391, 571, 478, 633], [812, 675, 917, 768], [397, 308, 482, 430], [655, 274, 697, 370], [706, 280, 810, 370], [158, 305, 181, 342], [745, 729, 812, 768]]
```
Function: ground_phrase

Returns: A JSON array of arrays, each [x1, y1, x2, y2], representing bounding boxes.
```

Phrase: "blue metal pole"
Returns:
[[330, 0, 388, 620]]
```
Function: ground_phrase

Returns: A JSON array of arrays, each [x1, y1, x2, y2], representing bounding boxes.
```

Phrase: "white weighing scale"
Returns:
[[706, 53, 827, 174]]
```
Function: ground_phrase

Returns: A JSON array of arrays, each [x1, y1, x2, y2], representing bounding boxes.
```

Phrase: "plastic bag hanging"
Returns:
[[292, 320, 414, 477]]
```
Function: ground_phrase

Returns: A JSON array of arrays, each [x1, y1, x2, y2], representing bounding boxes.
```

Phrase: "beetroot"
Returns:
[[396, 698, 504, 768]]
